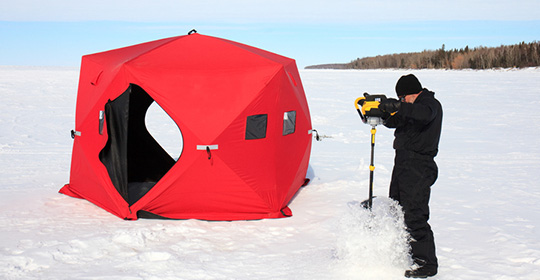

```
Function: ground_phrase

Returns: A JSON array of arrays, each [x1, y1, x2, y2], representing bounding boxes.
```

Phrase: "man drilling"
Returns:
[[378, 74, 443, 278]]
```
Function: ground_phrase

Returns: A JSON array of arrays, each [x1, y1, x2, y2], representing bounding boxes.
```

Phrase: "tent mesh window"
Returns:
[[245, 114, 267, 140], [283, 111, 296, 136], [99, 84, 176, 205]]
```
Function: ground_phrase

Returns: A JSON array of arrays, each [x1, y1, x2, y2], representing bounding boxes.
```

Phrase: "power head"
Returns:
[[361, 93, 387, 118], [355, 93, 388, 126]]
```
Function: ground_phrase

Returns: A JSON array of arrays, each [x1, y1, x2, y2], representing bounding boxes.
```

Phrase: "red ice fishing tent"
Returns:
[[60, 32, 312, 220]]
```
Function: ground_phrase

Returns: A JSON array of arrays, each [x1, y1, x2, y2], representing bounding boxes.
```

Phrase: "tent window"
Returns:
[[245, 114, 267, 140], [283, 111, 296, 136]]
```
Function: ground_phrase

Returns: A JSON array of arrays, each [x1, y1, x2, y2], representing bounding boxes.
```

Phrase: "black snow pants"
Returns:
[[389, 150, 438, 269]]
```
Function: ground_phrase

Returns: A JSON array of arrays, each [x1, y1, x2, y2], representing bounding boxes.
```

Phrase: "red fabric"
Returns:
[[60, 34, 312, 220]]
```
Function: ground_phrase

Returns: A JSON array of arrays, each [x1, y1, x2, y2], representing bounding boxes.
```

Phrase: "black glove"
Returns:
[[379, 98, 401, 113]]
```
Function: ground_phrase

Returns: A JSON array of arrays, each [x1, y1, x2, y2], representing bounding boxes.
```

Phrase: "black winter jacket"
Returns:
[[384, 89, 442, 157]]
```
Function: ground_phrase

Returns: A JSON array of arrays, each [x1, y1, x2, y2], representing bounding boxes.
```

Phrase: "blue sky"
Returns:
[[1, 1, 540, 68]]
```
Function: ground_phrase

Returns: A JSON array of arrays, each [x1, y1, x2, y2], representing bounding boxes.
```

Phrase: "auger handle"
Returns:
[[355, 96, 367, 123]]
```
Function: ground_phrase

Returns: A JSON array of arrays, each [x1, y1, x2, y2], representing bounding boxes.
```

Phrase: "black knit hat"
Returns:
[[395, 74, 422, 96]]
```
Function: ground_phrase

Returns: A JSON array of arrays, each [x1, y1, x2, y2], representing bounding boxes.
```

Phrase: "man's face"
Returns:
[[399, 92, 421, 104]]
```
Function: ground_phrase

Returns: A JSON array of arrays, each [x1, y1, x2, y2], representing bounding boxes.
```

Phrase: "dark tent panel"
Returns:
[[99, 84, 176, 205]]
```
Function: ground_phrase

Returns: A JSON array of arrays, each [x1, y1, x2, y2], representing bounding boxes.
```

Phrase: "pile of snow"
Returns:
[[1, 66, 540, 279], [334, 198, 410, 279]]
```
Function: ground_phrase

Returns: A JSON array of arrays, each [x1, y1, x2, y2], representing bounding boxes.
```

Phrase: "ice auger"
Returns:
[[354, 93, 388, 209]]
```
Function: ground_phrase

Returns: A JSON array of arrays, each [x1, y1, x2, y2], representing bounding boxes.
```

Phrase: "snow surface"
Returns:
[[1, 66, 540, 279]]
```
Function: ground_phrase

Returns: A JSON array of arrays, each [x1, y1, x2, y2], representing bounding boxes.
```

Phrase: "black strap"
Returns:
[[280, 209, 292, 217], [311, 129, 321, 141]]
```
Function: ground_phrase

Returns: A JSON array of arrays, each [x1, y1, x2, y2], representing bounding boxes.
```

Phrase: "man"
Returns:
[[378, 74, 443, 278]]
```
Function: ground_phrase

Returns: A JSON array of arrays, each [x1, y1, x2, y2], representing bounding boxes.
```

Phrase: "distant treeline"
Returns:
[[306, 41, 540, 70]]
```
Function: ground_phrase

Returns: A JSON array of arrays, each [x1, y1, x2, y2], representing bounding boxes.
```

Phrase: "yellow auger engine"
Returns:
[[355, 93, 388, 127]]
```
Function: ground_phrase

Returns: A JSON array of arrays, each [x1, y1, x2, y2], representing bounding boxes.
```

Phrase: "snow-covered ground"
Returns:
[[1, 66, 539, 279]]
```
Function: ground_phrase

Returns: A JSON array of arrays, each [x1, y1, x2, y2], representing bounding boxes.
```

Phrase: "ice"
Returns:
[[1, 66, 540, 279]]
